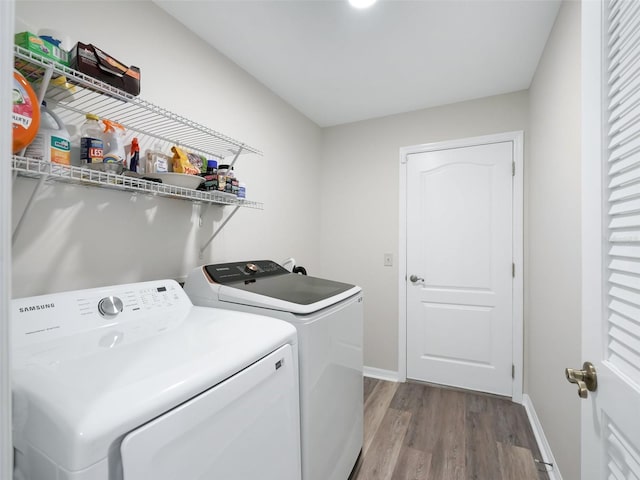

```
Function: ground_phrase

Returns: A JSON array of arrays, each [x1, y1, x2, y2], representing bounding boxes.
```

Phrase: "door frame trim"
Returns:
[[1, 0, 15, 476], [398, 131, 524, 402], [581, 2, 603, 478]]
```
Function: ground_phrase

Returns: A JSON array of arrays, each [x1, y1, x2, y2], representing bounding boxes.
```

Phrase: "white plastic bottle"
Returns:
[[25, 101, 71, 164], [80, 113, 104, 165]]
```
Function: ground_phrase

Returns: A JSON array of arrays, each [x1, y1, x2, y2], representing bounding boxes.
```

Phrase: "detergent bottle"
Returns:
[[24, 101, 71, 164], [80, 113, 104, 165]]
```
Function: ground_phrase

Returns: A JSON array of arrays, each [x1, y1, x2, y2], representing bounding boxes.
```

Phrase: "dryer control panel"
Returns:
[[12, 280, 189, 348]]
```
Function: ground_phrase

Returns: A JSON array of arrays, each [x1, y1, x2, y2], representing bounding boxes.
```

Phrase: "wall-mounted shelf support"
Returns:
[[198, 204, 209, 228], [228, 146, 244, 169], [12, 174, 46, 244], [36, 63, 53, 105], [200, 205, 240, 258]]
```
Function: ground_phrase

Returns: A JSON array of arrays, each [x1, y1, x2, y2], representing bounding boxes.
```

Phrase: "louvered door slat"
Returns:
[[609, 100, 640, 140], [610, 245, 640, 259], [609, 164, 640, 186], [610, 312, 640, 337], [609, 258, 640, 275], [608, 87, 640, 124], [610, 285, 640, 304], [609, 80, 640, 113], [610, 231, 640, 244], [609, 197, 640, 214], [609, 325, 640, 359], [609, 179, 640, 201], [609, 213, 640, 229], [609, 149, 640, 173]]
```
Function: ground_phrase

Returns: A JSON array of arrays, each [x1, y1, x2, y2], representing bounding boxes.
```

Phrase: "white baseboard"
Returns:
[[522, 394, 563, 480], [363, 366, 399, 382]]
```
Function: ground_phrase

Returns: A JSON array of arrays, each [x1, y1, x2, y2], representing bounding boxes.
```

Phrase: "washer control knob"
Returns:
[[98, 296, 123, 318], [245, 263, 259, 274]]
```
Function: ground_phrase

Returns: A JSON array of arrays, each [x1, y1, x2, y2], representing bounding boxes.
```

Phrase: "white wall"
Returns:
[[526, 1, 581, 479], [319, 92, 528, 371], [12, 1, 323, 297]]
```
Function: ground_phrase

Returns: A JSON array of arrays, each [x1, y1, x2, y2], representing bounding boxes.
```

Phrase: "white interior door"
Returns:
[[405, 138, 515, 396], [581, 2, 640, 478]]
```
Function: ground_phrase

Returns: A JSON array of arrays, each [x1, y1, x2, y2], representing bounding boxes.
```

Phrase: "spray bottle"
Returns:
[[129, 137, 140, 172], [102, 119, 126, 165]]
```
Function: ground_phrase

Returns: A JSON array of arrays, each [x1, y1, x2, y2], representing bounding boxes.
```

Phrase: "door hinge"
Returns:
[[512, 263, 515, 278], [512, 161, 515, 176], [512, 364, 515, 379]]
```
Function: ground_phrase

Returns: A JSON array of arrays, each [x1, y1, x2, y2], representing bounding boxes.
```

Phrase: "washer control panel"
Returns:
[[205, 260, 288, 284]]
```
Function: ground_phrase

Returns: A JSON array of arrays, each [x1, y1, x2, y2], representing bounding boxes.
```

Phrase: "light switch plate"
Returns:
[[384, 253, 393, 267]]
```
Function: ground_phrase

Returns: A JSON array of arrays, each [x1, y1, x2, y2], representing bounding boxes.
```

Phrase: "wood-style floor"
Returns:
[[349, 378, 550, 480]]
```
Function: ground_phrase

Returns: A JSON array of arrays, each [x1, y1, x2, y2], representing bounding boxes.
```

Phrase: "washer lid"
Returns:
[[12, 283, 296, 473], [204, 261, 361, 314]]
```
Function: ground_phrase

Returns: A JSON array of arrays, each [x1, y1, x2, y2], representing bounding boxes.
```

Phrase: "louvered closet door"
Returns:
[[583, 1, 640, 478]]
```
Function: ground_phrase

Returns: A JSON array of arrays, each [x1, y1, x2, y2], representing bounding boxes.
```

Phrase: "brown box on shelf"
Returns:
[[69, 42, 140, 96]]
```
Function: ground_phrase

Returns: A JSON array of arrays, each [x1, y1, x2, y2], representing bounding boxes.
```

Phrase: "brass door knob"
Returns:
[[565, 361, 597, 398]]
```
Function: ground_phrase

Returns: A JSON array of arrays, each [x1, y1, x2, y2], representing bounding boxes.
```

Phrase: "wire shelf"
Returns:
[[12, 156, 264, 210], [13, 45, 262, 161]]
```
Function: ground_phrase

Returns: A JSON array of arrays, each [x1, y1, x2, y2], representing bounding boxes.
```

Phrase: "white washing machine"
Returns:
[[184, 260, 363, 480], [11, 279, 301, 480]]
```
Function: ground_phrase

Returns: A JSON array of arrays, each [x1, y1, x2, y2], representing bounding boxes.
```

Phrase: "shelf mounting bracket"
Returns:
[[228, 146, 244, 169], [13, 174, 47, 244], [36, 64, 54, 105], [198, 204, 209, 228], [199, 205, 241, 257]]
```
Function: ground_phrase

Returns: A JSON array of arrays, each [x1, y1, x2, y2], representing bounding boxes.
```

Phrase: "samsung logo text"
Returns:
[[19, 303, 55, 313]]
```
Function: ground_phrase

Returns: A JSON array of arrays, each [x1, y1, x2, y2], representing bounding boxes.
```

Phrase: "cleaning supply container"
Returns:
[[80, 113, 104, 165], [12, 70, 40, 154], [102, 119, 126, 164], [24, 101, 71, 164]]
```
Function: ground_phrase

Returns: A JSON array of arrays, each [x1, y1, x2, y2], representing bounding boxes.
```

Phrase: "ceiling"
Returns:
[[155, 0, 561, 127]]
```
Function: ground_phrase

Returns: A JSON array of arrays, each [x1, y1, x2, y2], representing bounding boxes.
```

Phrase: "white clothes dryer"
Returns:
[[184, 260, 363, 480], [11, 279, 301, 480]]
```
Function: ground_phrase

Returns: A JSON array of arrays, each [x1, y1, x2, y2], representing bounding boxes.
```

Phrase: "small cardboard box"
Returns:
[[69, 42, 140, 96], [15, 31, 70, 67]]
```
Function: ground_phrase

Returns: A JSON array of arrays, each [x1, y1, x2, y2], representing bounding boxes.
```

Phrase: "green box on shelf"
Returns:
[[15, 32, 69, 67]]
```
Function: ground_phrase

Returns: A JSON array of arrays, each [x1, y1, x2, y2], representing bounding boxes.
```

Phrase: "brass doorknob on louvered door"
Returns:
[[565, 362, 597, 398]]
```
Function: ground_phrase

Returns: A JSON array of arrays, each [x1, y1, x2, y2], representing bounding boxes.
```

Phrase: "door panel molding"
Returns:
[[398, 131, 523, 402]]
